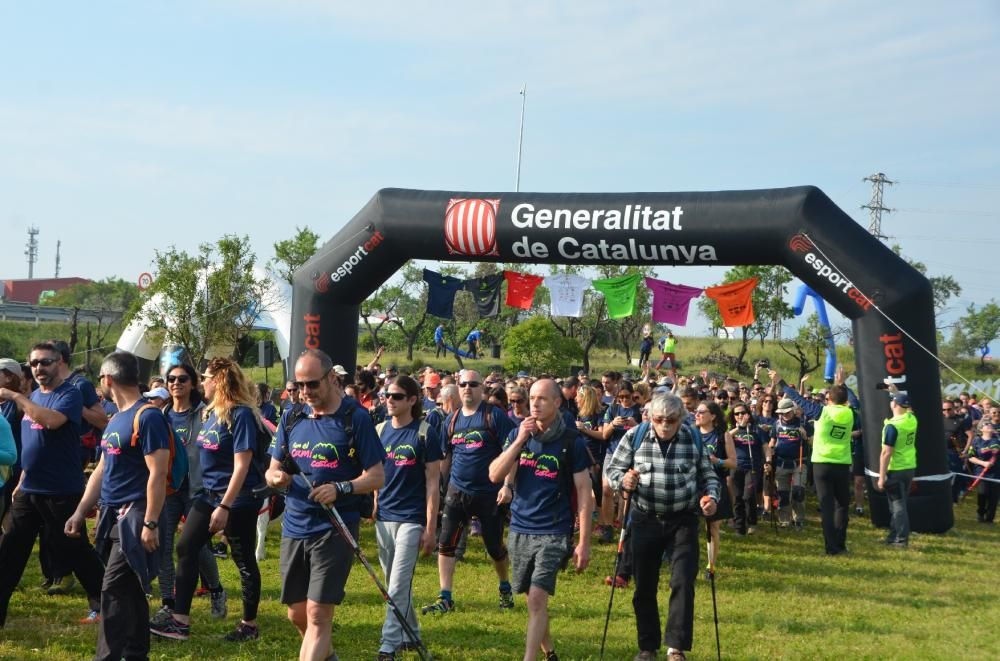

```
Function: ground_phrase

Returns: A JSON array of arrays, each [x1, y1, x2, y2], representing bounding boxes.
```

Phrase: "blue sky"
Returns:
[[1, 1, 997, 336]]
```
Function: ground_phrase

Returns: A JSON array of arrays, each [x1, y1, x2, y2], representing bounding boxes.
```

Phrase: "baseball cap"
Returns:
[[776, 398, 796, 413], [0, 358, 22, 376], [424, 373, 442, 388], [892, 393, 911, 408], [143, 387, 170, 400], [332, 364, 349, 377], [563, 376, 580, 388]]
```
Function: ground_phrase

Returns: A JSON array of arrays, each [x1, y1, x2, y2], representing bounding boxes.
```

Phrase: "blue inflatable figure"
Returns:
[[792, 284, 837, 383]]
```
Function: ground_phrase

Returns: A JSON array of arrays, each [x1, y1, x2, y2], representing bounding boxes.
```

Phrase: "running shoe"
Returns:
[[47, 575, 76, 596], [224, 622, 259, 642], [79, 609, 101, 624], [149, 605, 174, 627], [598, 525, 615, 544], [499, 587, 514, 610], [604, 575, 629, 588], [150, 616, 190, 641], [421, 596, 454, 615], [211, 542, 228, 559], [210, 588, 228, 620]]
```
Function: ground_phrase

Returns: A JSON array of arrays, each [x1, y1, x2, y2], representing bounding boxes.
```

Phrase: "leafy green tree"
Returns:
[[128, 234, 276, 367], [271, 226, 320, 284], [504, 316, 582, 375], [697, 265, 794, 374], [44, 277, 138, 372], [954, 301, 1000, 367], [890, 244, 962, 320], [547, 265, 608, 374]]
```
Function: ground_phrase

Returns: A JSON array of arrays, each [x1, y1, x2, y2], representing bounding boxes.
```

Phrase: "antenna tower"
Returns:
[[25, 226, 39, 279], [861, 172, 894, 241]]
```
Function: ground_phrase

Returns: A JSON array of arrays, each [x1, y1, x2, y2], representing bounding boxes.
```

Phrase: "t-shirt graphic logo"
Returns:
[[198, 429, 220, 451], [102, 431, 123, 455], [445, 198, 500, 257], [388, 443, 418, 467], [310, 441, 341, 469], [452, 430, 488, 450], [534, 453, 560, 479]]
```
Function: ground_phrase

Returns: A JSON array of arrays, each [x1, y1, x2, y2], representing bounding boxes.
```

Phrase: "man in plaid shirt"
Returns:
[[606, 393, 720, 661]]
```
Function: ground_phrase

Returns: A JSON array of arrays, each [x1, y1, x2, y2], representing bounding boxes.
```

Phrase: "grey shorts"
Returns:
[[508, 531, 571, 596], [280, 523, 358, 606]]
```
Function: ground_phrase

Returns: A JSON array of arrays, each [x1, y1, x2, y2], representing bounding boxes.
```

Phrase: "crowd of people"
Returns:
[[0, 333, 995, 661]]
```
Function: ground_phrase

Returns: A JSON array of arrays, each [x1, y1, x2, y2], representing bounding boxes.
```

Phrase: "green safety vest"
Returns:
[[812, 404, 853, 465], [883, 411, 918, 471], [663, 337, 677, 353]]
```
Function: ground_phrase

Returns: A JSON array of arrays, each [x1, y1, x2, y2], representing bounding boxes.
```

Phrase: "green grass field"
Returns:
[[0, 493, 997, 661]]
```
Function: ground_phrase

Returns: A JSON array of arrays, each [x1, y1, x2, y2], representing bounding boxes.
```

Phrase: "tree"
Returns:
[[697, 265, 794, 374], [127, 234, 277, 368], [271, 226, 320, 284], [891, 244, 962, 321], [547, 265, 610, 375], [504, 316, 582, 375], [777, 313, 831, 381], [954, 301, 1000, 367], [44, 277, 139, 374]]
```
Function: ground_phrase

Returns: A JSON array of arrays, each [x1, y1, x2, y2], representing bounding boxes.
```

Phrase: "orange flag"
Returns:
[[704, 277, 759, 327]]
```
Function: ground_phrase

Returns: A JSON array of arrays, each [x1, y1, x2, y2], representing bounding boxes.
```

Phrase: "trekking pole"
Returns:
[[962, 458, 996, 502], [705, 517, 722, 661], [278, 456, 432, 661], [599, 492, 632, 661]]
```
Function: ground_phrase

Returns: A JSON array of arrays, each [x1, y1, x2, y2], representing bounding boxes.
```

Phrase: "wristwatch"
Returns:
[[336, 481, 354, 496], [143, 520, 158, 530]]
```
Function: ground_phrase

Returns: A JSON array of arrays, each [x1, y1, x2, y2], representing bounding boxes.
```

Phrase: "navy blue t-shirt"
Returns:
[[444, 403, 515, 495], [602, 403, 642, 456], [771, 420, 807, 462], [576, 414, 603, 463], [260, 401, 278, 425], [100, 400, 171, 506], [271, 398, 385, 538], [377, 419, 443, 526], [67, 373, 100, 437], [20, 380, 84, 495], [731, 425, 767, 470], [197, 405, 261, 502], [505, 428, 590, 535]]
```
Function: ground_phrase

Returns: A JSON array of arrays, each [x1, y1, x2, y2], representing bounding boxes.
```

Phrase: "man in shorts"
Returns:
[[266, 349, 385, 661], [489, 378, 592, 661], [423, 369, 515, 614]]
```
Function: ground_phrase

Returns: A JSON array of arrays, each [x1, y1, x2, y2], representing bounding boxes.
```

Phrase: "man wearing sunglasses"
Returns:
[[266, 349, 385, 661], [606, 393, 720, 661], [424, 370, 515, 616], [0, 342, 105, 629]]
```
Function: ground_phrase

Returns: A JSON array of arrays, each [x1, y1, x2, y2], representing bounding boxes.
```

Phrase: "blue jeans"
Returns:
[[884, 469, 914, 543]]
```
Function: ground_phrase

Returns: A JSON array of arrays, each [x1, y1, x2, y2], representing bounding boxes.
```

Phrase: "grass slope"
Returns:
[[0, 495, 997, 660]]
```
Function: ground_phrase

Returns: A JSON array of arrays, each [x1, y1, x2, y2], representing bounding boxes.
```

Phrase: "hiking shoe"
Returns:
[[47, 575, 76, 596], [667, 649, 687, 661], [545, 650, 559, 661], [604, 575, 629, 589], [421, 596, 454, 615], [210, 588, 228, 620], [211, 542, 228, 559], [376, 652, 396, 661], [224, 622, 259, 642], [79, 609, 101, 624], [499, 587, 514, 609], [598, 525, 614, 544], [149, 605, 174, 627], [150, 616, 190, 641], [633, 651, 657, 661]]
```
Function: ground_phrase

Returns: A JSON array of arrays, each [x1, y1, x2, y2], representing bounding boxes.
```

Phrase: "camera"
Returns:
[[756, 359, 770, 369]]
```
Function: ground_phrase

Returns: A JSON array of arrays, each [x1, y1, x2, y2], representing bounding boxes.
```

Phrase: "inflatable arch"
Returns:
[[291, 187, 950, 533]]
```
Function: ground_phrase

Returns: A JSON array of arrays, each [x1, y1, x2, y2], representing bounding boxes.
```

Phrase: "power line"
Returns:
[[861, 172, 894, 241]]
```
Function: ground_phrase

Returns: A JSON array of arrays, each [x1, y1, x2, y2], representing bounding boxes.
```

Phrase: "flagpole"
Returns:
[[515, 84, 526, 192]]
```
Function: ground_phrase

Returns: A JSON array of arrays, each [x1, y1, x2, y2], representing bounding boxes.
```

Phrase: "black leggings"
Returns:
[[174, 498, 260, 621]]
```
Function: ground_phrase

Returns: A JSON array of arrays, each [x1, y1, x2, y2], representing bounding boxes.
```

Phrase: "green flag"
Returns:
[[592, 272, 642, 319]]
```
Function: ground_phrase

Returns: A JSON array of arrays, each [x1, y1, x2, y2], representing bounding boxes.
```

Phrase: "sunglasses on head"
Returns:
[[166, 374, 190, 384], [30, 358, 58, 368]]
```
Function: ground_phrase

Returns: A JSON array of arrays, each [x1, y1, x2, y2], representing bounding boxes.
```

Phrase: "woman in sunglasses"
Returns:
[[726, 404, 770, 535], [696, 402, 735, 567], [599, 381, 642, 548], [373, 375, 442, 658], [151, 364, 228, 628], [153, 358, 264, 643], [507, 386, 529, 425]]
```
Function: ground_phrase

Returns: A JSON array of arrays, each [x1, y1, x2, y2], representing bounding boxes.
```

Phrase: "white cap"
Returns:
[[143, 387, 170, 400]]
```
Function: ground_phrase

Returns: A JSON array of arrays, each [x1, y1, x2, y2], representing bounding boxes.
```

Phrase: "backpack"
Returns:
[[376, 420, 431, 467], [630, 421, 704, 456], [286, 402, 375, 518], [131, 403, 185, 496]]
